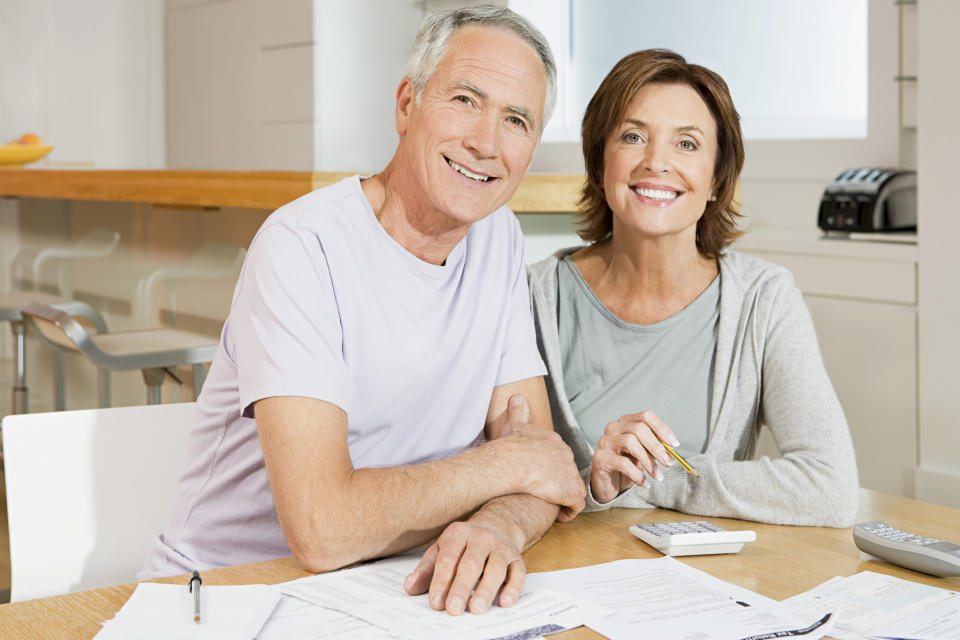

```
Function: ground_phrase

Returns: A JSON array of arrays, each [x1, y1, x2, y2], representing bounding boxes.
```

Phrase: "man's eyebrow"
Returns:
[[456, 81, 487, 100], [456, 81, 536, 129], [623, 119, 705, 137]]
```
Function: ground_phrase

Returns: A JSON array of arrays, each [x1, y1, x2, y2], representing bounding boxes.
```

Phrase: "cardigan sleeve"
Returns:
[[642, 271, 860, 526]]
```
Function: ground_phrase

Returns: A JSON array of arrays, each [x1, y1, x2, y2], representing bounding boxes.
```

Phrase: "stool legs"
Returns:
[[192, 363, 207, 400], [142, 368, 165, 405], [11, 320, 27, 413]]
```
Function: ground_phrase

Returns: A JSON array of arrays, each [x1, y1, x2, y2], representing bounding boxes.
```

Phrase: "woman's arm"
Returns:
[[641, 275, 859, 526]]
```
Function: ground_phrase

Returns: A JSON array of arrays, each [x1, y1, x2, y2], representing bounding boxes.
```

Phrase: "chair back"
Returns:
[[1, 402, 196, 602]]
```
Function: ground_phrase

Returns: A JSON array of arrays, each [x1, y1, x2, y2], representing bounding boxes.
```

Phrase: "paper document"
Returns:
[[258, 594, 395, 639], [94, 582, 280, 640], [783, 571, 960, 640], [525, 557, 834, 640], [279, 554, 608, 640]]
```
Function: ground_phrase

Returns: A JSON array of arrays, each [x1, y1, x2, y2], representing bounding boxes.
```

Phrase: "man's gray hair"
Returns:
[[406, 5, 557, 131]]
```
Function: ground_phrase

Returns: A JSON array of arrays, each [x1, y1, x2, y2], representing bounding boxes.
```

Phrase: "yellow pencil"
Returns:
[[660, 440, 699, 477]]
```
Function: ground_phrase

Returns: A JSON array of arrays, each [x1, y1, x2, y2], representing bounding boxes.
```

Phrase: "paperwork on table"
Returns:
[[526, 556, 835, 640], [94, 582, 280, 640], [782, 570, 960, 640], [279, 554, 607, 640]]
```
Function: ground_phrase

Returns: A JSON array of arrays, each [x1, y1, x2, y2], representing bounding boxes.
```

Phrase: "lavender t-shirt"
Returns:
[[140, 176, 545, 578]]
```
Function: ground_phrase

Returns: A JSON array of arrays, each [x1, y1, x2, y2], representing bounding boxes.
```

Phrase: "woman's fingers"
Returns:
[[603, 413, 676, 469], [622, 410, 678, 446]]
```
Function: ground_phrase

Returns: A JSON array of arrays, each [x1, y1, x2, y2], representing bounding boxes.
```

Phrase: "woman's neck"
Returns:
[[572, 231, 719, 325]]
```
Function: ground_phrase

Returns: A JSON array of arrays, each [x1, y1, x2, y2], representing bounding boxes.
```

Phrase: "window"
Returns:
[[511, 0, 868, 142]]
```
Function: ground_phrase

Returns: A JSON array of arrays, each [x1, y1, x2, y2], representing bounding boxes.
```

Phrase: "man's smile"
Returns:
[[445, 156, 496, 183]]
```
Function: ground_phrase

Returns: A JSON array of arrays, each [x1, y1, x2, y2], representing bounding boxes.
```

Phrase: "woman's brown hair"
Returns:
[[576, 49, 745, 259]]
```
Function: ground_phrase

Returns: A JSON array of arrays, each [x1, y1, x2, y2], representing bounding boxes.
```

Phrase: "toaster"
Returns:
[[817, 167, 917, 232]]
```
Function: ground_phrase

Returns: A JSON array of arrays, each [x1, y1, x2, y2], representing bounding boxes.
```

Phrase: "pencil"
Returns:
[[660, 440, 699, 477]]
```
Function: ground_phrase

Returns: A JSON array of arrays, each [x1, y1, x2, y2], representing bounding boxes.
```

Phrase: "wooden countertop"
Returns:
[[0, 169, 582, 213]]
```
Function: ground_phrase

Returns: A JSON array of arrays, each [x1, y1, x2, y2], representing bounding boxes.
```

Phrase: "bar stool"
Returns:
[[19, 303, 218, 406], [0, 292, 108, 414]]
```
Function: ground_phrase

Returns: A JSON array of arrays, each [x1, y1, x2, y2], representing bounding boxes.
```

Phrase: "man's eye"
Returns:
[[508, 116, 528, 131], [454, 95, 473, 106]]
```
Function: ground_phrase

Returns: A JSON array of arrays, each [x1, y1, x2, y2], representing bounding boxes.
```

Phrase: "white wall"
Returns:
[[0, 0, 164, 168], [165, 0, 422, 172], [313, 0, 423, 172], [916, 0, 960, 508]]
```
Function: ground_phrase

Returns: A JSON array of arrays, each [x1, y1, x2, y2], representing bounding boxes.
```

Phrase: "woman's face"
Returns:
[[602, 82, 718, 243]]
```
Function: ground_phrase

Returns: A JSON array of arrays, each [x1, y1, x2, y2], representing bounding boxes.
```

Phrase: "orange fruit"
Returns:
[[17, 133, 43, 146]]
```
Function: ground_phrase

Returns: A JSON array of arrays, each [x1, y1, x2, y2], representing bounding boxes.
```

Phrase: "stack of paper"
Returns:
[[526, 557, 835, 640], [278, 555, 609, 640], [95, 582, 280, 640], [783, 571, 960, 640]]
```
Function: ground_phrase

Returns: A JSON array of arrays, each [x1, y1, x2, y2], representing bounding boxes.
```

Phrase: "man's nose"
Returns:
[[464, 113, 499, 158]]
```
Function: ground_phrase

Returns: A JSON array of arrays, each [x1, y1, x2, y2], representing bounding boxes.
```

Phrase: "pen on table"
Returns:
[[189, 570, 202, 624], [659, 440, 699, 477]]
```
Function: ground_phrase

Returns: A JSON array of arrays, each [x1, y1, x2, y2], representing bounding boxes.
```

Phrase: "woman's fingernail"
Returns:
[[500, 593, 515, 606], [448, 597, 465, 615], [471, 597, 487, 612], [672, 439, 680, 447]]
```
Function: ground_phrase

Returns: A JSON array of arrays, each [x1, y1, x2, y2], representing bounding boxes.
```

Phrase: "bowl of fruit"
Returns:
[[0, 133, 54, 167]]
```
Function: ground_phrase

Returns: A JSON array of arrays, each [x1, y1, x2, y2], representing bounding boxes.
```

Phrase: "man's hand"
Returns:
[[491, 395, 586, 521], [403, 517, 525, 615]]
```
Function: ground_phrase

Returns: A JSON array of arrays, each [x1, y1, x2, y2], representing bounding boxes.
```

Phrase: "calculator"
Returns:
[[853, 520, 960, 577], [629, 521, 756, 556]]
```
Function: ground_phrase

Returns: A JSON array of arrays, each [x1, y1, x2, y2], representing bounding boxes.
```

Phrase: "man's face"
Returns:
[[395, 25, 546, 226]]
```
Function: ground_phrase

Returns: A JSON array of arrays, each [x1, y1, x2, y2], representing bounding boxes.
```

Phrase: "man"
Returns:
[[140, 6, 585, 616]]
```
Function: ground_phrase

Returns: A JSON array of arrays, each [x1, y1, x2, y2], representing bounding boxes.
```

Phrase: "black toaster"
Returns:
[[817, 167, 917, 232]]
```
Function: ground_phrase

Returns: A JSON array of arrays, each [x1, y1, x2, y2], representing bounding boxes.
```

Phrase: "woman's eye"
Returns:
[[679, 139, 698, 151], [623, 132, 641, 143]]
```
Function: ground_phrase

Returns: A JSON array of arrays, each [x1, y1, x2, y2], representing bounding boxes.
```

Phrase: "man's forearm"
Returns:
[[469, 493, 559, 553], [285, 440, 527, 572]]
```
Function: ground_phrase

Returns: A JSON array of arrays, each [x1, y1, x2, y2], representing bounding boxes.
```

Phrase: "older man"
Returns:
[[140, 6, 584, 616]]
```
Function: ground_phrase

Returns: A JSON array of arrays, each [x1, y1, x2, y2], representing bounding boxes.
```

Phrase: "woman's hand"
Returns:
[[590, 410, 679, 504]]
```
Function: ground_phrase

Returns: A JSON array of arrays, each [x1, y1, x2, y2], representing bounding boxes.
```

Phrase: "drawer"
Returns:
[[740, 251, 916, 304]]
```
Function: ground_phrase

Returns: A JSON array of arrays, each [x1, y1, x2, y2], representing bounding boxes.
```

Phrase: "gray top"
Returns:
[[557, 255, 718, 459], [528, 247, 859, 527]]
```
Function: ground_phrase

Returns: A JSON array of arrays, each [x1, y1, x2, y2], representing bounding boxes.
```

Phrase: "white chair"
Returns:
[[1, 402, 196, 602]]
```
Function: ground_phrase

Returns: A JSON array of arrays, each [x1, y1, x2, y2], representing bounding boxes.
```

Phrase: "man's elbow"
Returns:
[[284, 515, 360, 574], [288, 535, 357, 574]]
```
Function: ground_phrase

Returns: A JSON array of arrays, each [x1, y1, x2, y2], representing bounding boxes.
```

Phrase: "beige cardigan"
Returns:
[[527, 248, 859, 527]]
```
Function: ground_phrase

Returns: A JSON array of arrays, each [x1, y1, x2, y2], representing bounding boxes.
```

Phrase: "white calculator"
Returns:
[[629, 521, 756, 556]]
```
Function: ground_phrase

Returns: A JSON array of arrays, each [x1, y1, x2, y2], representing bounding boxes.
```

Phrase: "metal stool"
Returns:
[[20, 303, 218, 406], [0, 292, 107, 413]]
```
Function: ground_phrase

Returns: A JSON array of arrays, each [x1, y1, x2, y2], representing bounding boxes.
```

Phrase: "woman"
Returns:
[[529, 49, 858, 526]]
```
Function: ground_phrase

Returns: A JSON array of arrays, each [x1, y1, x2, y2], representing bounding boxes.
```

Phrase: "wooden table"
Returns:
[[2, 488, 958, 639]]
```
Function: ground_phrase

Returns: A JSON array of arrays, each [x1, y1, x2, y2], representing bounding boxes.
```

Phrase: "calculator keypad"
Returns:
[[634, 521, 725, 537], [859, 521, 943, 546]]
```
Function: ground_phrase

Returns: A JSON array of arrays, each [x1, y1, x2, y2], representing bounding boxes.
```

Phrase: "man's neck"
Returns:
[[361, 163, 471, 266]]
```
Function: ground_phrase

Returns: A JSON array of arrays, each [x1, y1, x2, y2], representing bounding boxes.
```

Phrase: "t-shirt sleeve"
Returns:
[[493, 220, 547, 387], [229, 222, 350, 417]]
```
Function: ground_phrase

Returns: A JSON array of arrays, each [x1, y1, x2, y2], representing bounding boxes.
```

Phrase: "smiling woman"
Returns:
[[527, 49, 860, 528]]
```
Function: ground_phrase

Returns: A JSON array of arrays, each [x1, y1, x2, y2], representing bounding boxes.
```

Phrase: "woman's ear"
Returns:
[[395, 77, 415, 136]]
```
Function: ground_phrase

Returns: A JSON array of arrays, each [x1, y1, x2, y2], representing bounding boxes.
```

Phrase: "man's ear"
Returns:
[[395, 77, 416, 136]]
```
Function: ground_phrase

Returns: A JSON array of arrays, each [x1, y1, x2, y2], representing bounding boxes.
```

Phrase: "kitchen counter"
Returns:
[[0, 169, 583, 213]]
